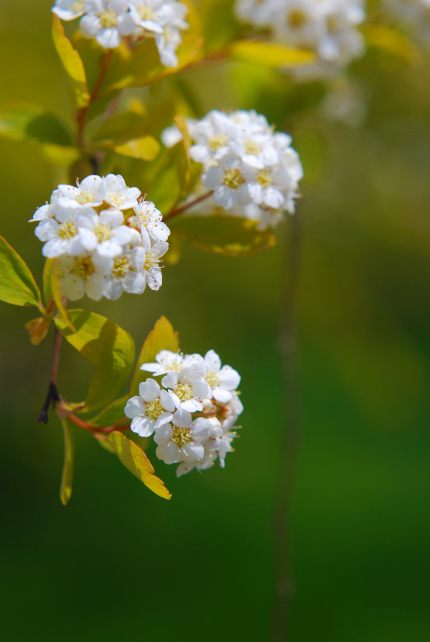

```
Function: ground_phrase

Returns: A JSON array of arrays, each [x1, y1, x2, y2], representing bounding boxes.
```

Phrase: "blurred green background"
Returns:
[[1, 1, 430, 640]]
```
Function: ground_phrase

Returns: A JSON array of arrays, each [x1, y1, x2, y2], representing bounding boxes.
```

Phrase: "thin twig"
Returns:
[[163, 190, 213, 222], [67, 413, 130, 434], [38, 327, 62, 424], [271, 211, 303, 641], [76, 49, 114, 150]]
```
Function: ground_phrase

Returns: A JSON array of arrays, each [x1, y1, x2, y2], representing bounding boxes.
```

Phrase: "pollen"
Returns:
[[222, 168, 244, 190], [144, 253, 160, 271], [138, 5, 156, 20], [108, 193, 125, 208], [94, 223, 112, 242], [256, 170, 273, 189], [75, 190, 95, 205], [171, 427, 192, 447], [112, 257, 131, 278], [287, 9, 307, 28], [57, 221, 78, 239], [99, 10, 117, 28], [71, 256, 95, 279], [205, 371, 219, 388], [176, 383, 194, 401], [244, 140, 260, 155], [144, 398, 164, 420], [209, 134, 228, 150], [72, 1, 85, 12]]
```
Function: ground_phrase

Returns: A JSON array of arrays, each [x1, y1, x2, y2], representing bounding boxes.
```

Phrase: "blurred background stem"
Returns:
[[271, 211, 302, 641]]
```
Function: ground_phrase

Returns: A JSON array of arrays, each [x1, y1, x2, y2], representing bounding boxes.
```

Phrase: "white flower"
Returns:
[[103, 246, 147, 299], [141, 236, 168, 290], [217, 415, 239, 468], [79, 0, 134, 49], [34, 205, 95, 258], [140, 350, 200, 376], [133, 199, 170, 243], [125, 378, 176, 437], [55, 175, 104, 209], [30, 189, 62, 222], [154, 408, 211, 464], [76, 208, 134, 257], [189, 110, 238, 165], [162, 363, 211, 412], [202, 154, 252, 210], [101, 173, 141, 209], [202, 350, 241, 404], [58, 252, 112, 300], [52, 0, 86, 20]]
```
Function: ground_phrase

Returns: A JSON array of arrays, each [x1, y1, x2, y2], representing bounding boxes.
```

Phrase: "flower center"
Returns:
[[99, 10, 117, 28], [244, 140, 260, 155], [205, 371, 219, 388], [288, 9, 307, 29], [94, 223, 112, 242], [171, 427, 192, 447], [222, 168, 244, 190], [327, 15, 339, 34], [209, 134, 228, 150], [72, 1, 85, 12], [256, 170, 273, 189], [162, 356, 183, 372], [57, 221, 77, 239], [176, 383, 193, 401], [145, 398, 164, 420], [138, 5, 156, 21], [112, 257, 131, 278], [76, 190, 95, 205], [71, 256, 95, 279], [144, 252, 160, 271], [108, 193, 125, 207]]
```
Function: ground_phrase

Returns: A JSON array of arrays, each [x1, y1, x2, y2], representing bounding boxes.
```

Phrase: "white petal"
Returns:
[[138, 378, 160, 401], [124, 396, 145, 419]]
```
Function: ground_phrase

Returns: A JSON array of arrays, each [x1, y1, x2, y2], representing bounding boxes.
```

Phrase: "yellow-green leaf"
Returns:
[[26, 317, 51, 346], [52, 14, 90, 108], [129, 316, 179, 397], [170, 214, 276, 256], [43, 258, 54, 305], [60, 418, 74, 506], [0, 236, 42, 308], [107, 431, 171, 500], [87, 395, 129, 428], [51, 259, 75, 332], [230, 40, 315, 67], [101, 34, 203, 93], [112, 136, 160, 160], [362, 24, 419, 65], [0, 105, 74, 146], [55, 310, 135, 413]]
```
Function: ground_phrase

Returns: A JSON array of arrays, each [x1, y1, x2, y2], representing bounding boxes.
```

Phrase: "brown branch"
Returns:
[[67, 412, 130, 434], [76, 49, 114, 151], [38, 327, 62, 424], [271, 211, 303, 641], [163, 190, 213, 222]]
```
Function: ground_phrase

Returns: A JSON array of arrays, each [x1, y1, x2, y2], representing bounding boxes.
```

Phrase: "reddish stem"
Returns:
[[67, 412, 130, 434], [163, 190, 213, 222]]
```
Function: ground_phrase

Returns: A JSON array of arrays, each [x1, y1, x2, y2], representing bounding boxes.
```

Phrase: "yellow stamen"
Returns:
[[99, 10, 117, 28], [57, 221, 77, 239], [145, 398, 164, 420], [222, 168, 243, 190], [176, 383, 193, 402], [288, 9, 307, 28], [256, 170, 273, 189], [112, 257, 130, 278], [171, 427, 192, 447], [71, 256, 95, 279], [209, 134, 228, 150]]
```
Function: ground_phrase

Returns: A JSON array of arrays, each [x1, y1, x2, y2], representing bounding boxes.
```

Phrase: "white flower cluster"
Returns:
[[52, 0, 189, 67], [182, 109, 303, 230], [30, 174, 169, 301], [124, 349, 243, 476], [235, 0, 366, 79], [384, 0, 430, 45]]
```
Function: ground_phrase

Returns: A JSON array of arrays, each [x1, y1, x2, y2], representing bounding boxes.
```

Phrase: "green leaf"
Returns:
[[51, 259, 75, 332], [26, 317, 51, 346], [101, 33, 203, 93], [230, 40, 315, 67], [362, 24, 419, 65], [55, 310, 135, 413], [111, 136, 160, 160], [0, 236, 42, 308], [144, 142, 186, 214], [0, 105, 74, 147], [60, 418, 74, 506], [129, 316, 179, 397], [170, 214, 276, 256], [106, 431, 171, 500], [43, 258, 54, 305], [86, 395, 129, 428], [52, 14, 90, 108], [89, 112, 149, 144]]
